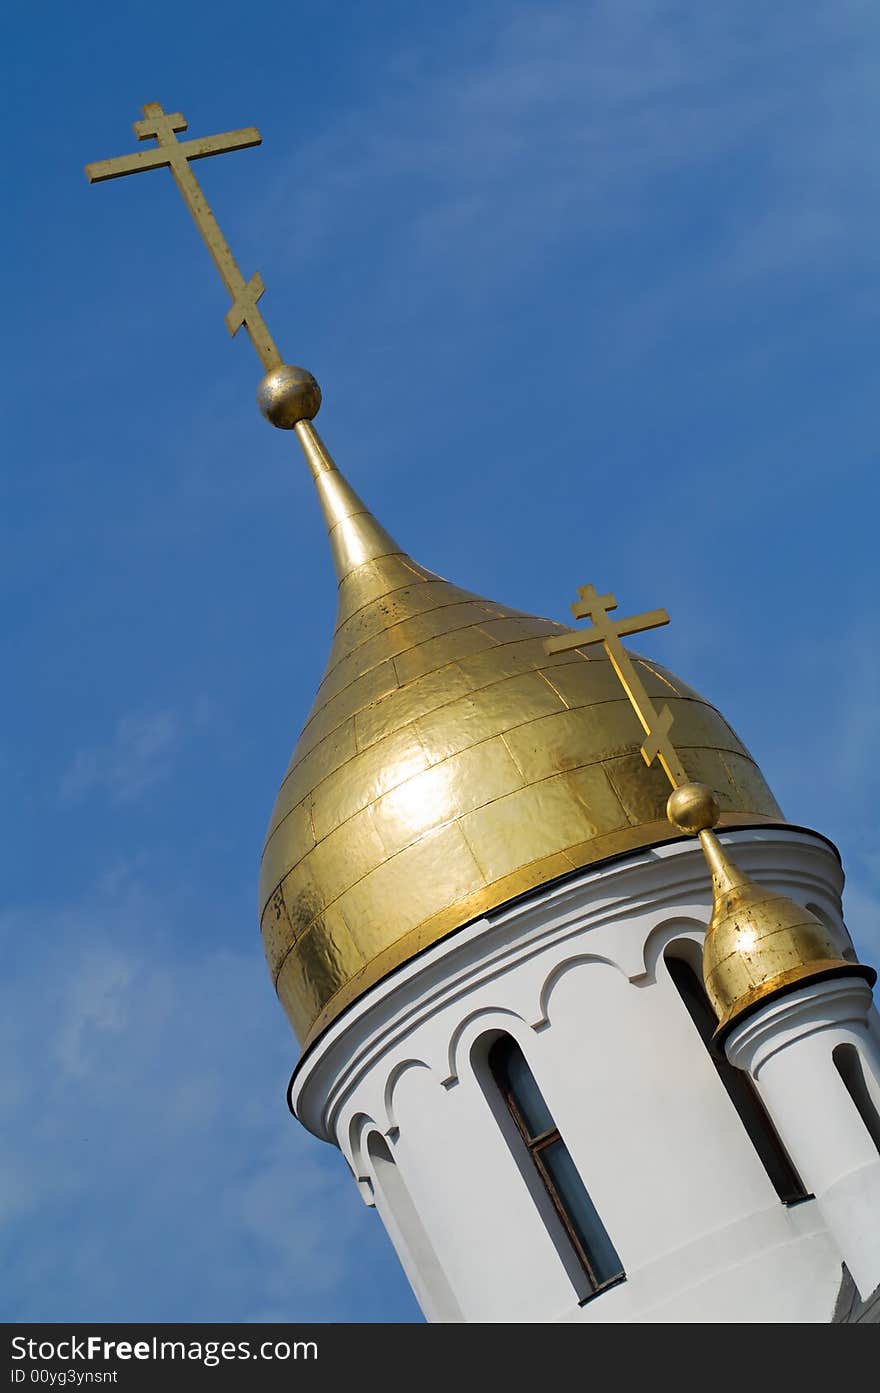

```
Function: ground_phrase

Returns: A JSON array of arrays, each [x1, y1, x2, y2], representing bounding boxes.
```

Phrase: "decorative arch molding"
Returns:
[[345, 1111, 383, 1206], [534, 952, 627, 1030], [443, 1006, 531, 1088], [347, 1110, 379, 1179], [634, 917, 707, 987], [805, 902, 857, 962], [383, 1058, 433, 1133]]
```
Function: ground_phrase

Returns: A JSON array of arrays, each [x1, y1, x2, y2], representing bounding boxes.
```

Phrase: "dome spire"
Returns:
[[256, 364, 404, 586]]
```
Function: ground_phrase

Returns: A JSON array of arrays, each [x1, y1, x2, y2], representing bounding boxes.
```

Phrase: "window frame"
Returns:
[[489, 1035, 625, 1300], [665, 948, 811, 1206]]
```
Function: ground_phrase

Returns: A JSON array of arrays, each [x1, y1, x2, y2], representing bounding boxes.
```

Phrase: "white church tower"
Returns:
[[256, 367, 880, 1325], [84, 100, 880, 1326]]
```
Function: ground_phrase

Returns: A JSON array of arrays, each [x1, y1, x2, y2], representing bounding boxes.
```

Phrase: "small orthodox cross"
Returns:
[[85, 102, 282, 370], [544, 583, 689, 789]]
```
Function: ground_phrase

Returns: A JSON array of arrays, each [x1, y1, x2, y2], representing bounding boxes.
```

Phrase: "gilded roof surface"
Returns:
[[260, 424, 783, 1047]]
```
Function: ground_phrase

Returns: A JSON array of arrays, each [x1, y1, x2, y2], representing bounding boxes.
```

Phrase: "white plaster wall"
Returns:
[[726, 976, 880, 1299], [291, 829, 872, 1323]]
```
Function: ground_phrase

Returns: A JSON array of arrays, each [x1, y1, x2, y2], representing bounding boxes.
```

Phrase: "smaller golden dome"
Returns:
[[667, 784, 874, 1039]]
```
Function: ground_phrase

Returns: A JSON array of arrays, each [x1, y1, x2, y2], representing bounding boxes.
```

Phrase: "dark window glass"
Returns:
[[665, 953, 810, 1205], [489, 1035, 625, 1298], [833, 1044, 880, 1154], [500, 1043, 555, 1139]]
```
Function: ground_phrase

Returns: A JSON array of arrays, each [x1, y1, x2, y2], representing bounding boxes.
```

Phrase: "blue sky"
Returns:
[[3, 0, 879, 1322]]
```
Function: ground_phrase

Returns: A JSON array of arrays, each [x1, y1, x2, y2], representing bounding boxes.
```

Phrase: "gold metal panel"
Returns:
[[385, 598, 508, 653], [666, 747, 740, 812], [479, 614, 564, 646], [291, 804, 388, 918], [503, 701, 640, 783], [536, 657, 632, 710], [308, 626, 412, 709], [415, 671, 566, 765], [632, 656, 702, 702], [332, 580, 484, 664], [368, 763, 458, 858], [454, 637, 548, 689], [309, 724, 429, 842], [459, 776, 596, 883], [354, 662, 473, 751], [332, 822, 487, 963], [393, 624, 501, 685], [295, 659, 400, 763], [260, 803, 316, 914], [270, 719, 357, 833], [370, 737, 525, 859], [454, 636, 584, 691], [660, 699, 746, 756], [275, 908, 367, 1043], [564, 820, 674, 872], [265, 854, 327, 976], [539, 654, 715, 718], [336, 555, 433, 623], [720, 750, 785, 818], [317, 599, 499, 704], [603, 753, 676, 826], [260, 884, 296, 979], [565, 762, 630, 830]]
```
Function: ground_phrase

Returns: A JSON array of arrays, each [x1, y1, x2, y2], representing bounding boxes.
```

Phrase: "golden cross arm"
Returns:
[[544, 582, 687, 790], [85, 127, 262, 183], [545, 600, 669, 654], [85, 102, 281, 372]]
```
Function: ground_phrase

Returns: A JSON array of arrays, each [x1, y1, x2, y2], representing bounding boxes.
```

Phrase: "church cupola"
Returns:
[[255, 368, 784, 1049], [86, 99, 880, 1325]]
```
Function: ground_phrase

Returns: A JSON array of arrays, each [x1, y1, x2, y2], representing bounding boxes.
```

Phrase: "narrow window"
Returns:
[[488, 1035, 624, 1299], [833, 1044, 880, 1154], [665, 951, 810, 1204]]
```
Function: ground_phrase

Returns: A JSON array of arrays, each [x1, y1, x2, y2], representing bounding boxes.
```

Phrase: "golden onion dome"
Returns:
[[666, 783, 874, 1040], [259, 376, 784, 1048]]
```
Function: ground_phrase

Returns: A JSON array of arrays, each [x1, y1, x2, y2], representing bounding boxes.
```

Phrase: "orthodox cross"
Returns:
[[85, 102, 281, 371], [544, 583, 688, 790]]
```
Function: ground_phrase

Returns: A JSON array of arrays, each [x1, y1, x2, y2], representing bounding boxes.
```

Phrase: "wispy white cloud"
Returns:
[[255, 0, 880, 310], [0, 869, 413, 1321], [60, 710, 181, 805]]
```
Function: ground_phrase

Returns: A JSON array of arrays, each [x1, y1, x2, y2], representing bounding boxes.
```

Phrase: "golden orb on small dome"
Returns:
[[667, 782, 720, 835], [257, 364, 322, 429]]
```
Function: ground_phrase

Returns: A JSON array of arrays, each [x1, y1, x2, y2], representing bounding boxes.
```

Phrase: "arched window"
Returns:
[[665, 949, 810, 1204], [488, 1035, 625, 1300], [833, 1044, 880, 1154]]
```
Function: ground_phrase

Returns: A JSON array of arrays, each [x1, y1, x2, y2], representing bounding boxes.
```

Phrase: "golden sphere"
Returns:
[[257, 365, 322, 429], [667, 781, 720, 834]]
